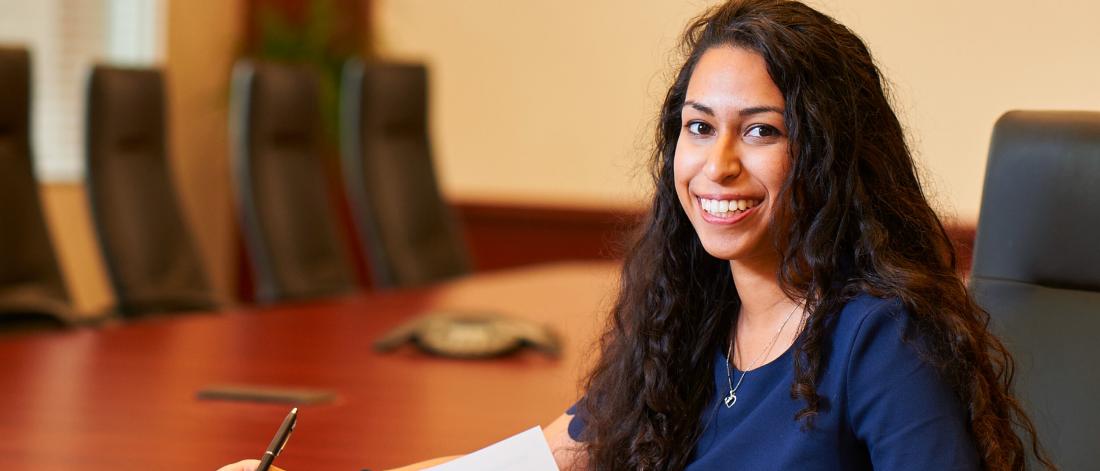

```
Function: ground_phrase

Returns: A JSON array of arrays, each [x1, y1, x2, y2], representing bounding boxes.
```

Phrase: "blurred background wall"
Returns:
[[164, 0, 244, 311], [376, 0, 1100, 217], [15, 0, 1100, 314]]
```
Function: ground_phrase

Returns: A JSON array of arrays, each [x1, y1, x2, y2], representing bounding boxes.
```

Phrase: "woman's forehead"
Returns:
[[684, 46, 785, 114]]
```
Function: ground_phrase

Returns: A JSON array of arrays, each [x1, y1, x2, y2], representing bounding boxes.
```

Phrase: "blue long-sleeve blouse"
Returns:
[[567, 294, 980, 470]]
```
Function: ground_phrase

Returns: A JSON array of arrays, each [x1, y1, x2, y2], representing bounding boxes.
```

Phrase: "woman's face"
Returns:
[[674, 45, 791, 264]]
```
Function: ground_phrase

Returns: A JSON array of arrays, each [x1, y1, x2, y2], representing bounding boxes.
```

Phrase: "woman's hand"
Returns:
[[215, 459, 285, 471]]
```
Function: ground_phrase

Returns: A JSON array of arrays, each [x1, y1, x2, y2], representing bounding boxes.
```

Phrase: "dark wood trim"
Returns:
[[237, 200, 976, 303], [455, 201, 640, 272], [945, 224, 977, 275], [455, 201, 978, 275]]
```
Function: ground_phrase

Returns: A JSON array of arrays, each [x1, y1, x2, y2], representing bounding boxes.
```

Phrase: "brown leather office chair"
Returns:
[[85, 65, 217, 316], [969, 111, 1100, 469], [230, 60, 357, 303], [340, 59, 470, 288], [0, 47, 75, 330]]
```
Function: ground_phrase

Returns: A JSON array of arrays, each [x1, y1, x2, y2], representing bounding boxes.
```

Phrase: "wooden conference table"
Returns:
[[0, 261, 619, 471]]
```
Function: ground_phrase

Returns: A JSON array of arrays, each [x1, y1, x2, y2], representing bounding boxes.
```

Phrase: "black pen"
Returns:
[[256, 407, 297, 471]]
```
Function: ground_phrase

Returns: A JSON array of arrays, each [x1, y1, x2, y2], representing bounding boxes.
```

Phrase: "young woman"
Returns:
[[221, 1, 1051, 470]]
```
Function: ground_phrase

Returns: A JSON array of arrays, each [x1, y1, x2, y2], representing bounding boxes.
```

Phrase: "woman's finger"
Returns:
[[215, 459, 285, 471]]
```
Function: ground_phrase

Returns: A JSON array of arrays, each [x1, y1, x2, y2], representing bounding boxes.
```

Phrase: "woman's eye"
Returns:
[[745, 124, 782, 139], [686, 121, 713, 136]]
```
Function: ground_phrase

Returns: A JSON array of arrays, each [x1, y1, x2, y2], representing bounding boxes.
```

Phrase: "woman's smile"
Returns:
[[696, 195, 761, 224]]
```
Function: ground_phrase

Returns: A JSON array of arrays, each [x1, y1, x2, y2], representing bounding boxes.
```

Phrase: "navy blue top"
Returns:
[[567, 294, 979, 470]]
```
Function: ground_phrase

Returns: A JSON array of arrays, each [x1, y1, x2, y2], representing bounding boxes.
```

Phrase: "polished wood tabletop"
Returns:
[[0, 261, 619, 471]]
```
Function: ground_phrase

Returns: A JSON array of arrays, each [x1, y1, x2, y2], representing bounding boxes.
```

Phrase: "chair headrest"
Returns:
[[354, 61, 428, 135], [87, 66, 165, 154], [971, 110, 1100, 291], [238, 61, 320, 144], [0, 48, 30, 138]]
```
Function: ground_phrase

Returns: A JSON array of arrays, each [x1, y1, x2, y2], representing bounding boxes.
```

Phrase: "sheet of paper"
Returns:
[[426, 426, 559, 471]]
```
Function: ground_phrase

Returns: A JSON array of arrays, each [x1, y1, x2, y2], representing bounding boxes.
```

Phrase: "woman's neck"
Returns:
[[729, 256, 804, 369], [729, 256, 795, 326]]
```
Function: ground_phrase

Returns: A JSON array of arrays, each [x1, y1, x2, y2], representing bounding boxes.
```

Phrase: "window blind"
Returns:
[[0, 0, 164, 182]]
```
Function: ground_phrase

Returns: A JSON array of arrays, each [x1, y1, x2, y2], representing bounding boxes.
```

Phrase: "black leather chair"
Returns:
[[85, 65, 217, 316], [0, 47, 75, 330], [969, 110, 1100, 469], [340, 59, 470, 288], [230, 60, 357, 303]]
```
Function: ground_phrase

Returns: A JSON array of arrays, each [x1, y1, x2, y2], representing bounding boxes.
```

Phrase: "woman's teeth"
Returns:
[[699, 197, 759, 217]]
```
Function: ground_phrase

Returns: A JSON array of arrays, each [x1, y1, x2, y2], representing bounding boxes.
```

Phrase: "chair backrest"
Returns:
[[85, 65, 216, 316], [340, 59, 470, 288], [230, 60, 356, 303], [969, 110, 1100, 469], [0, 47, 73, 328]]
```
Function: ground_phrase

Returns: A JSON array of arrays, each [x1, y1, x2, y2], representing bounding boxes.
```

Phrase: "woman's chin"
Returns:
[[698, 242, 743, 261], [698, 239, 778, 267]]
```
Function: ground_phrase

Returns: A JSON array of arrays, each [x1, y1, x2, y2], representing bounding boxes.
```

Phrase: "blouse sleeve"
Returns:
[[566, 399, 588, 442], [845, 300, 980, 470]]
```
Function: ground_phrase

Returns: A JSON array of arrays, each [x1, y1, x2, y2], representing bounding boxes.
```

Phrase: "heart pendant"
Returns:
[[724, 392, 737, 408]]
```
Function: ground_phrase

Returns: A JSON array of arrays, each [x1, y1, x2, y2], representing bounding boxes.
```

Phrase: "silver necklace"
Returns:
[[723, 304, 800, 408]]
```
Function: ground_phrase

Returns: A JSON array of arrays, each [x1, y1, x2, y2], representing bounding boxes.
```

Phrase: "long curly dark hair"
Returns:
[[578, 1, 1053, 470]]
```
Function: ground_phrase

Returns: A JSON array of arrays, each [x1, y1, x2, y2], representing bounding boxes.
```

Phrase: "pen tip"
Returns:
[[291, 407, 298, 414]]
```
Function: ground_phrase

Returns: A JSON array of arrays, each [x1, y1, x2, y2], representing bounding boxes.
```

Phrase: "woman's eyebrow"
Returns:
[[683, 100, 715, 116], [739, 105, 784, 117]]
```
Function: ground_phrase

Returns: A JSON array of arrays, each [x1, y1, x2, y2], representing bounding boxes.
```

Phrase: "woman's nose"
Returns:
[[703, 137, 742, 182]]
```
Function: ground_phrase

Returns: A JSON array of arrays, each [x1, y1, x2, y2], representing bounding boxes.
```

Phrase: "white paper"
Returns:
[[426, 426, 560, 471]]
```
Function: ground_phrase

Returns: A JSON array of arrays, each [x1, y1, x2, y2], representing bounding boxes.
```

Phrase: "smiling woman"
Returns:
[[217, 1, 1054, 470], [572, 0, 1055, 470]]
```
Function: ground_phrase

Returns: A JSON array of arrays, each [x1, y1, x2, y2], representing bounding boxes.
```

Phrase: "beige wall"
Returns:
[[41, 184, 113, 316], [375, 0, 1100, 221], [164, 0, 244, 306], [374, 0, 708, 209], [819, 0, 1100, 222]]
